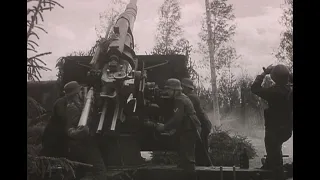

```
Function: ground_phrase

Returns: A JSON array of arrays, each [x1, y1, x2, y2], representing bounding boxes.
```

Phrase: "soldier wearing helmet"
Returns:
[[41, 81, 87, 158], [181, 78, 212, 167], [41, 92, 69, 158], [64, 81, 108, 180], [251, 64, 293, 180], [156, 78, 201, 178]]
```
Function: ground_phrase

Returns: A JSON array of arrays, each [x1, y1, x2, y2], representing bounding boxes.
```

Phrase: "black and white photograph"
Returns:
[[27, 0, 293, 180]]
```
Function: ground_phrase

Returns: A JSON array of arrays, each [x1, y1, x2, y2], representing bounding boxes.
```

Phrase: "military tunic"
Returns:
[[186, 92, 212, 166], [163, 93, 201, 172], [41, 97, 68, 157], [65, 101, 108, 180], [251, 73, 293, 180]]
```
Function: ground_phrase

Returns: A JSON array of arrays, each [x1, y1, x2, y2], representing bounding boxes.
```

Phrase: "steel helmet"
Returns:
[[164, 78, 182, 90], [64, 81, 82, 96], [270, 64, 290, 85], [181, 78, 195, 90]]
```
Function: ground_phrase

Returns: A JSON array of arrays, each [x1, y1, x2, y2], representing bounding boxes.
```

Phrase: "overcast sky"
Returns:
[[32, 0, 285, 80]]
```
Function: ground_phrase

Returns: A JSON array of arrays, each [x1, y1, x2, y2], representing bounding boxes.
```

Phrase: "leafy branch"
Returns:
[[27, 0, 64, 81], [27, 155, 92, 180]]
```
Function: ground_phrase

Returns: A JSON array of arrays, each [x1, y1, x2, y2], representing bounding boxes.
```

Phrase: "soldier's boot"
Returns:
[[272, 166, 285, 180]]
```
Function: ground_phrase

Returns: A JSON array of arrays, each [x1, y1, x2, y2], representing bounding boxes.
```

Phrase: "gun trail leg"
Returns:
[[97, 101, 107, 133], [110, 99, 120, 131]]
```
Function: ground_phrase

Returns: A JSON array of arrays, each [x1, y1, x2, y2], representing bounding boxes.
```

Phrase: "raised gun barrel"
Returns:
[[106, 0, 138, 68]]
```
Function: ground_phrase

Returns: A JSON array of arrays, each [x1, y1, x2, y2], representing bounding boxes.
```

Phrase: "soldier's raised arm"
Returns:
[[163, 98, 185, 131], [251, 71, 273, 101]]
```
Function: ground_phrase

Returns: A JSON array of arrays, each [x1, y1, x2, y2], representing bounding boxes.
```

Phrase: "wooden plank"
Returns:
[[144, 165, 271, 172], [136, 165, 273, 180], [104, 165, 294, 180]]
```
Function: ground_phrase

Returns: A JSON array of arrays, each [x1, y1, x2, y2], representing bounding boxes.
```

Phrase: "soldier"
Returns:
[[41, 95, 68, 158], [181, 78, 212, 166], [156, 78, 201, 179], [251, 64, 293, 180], [64, 81, 107, 180]]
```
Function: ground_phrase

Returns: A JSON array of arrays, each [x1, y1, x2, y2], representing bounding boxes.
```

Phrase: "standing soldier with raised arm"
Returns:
[[181, 78, 212, 166], [156, 78, 201, 180], [251, 64, 293, 180], [64, 81, 107, 180]]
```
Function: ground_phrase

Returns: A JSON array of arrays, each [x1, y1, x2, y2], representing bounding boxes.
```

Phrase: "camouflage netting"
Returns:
[[151, 127, 257, 166]]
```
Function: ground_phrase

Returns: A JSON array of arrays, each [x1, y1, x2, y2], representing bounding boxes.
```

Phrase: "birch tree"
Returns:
[[275, 0, 293, 70], [199, 0, 237, 125], [151, 0, 182, 55], [95, 0, 127, 39]]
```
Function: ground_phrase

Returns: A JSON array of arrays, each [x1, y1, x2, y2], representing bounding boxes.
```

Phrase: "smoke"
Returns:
[[215, 113, 293, 163]]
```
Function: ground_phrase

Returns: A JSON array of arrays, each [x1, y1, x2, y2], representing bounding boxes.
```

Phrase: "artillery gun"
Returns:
[[57, 0, 189, 168], [60, 54, 188, 167]]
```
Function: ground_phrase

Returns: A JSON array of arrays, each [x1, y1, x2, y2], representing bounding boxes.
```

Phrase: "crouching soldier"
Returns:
[[181, 78, 212, 166], [156, 78, 201, 180], [251, 64, 293, 180], [64, 81, 107, 180]]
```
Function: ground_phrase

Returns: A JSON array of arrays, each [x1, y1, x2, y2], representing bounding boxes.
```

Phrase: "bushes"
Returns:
[[208, 126, 257, 166], [150, 127, 257, 166]]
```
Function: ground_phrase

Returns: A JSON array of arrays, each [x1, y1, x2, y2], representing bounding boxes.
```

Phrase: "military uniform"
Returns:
[[61, 81, 107, 180], [181, 78, 212, 166], [41, 97, 68, 158], [163, 92, 201, 172], [66, 101, 108, 180], [186, 92, 212, 166], [251, 65, 293, 180]]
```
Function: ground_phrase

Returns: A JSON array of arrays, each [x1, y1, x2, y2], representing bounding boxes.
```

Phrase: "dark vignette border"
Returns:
[[1, 0, 318, 179], [293, 0, 319, 178], [2, 0, 27, 178]]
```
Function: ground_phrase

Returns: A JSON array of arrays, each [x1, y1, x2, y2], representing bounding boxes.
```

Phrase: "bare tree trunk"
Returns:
[[205, 0, 220, 126], [240, 86, 246, 125]]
